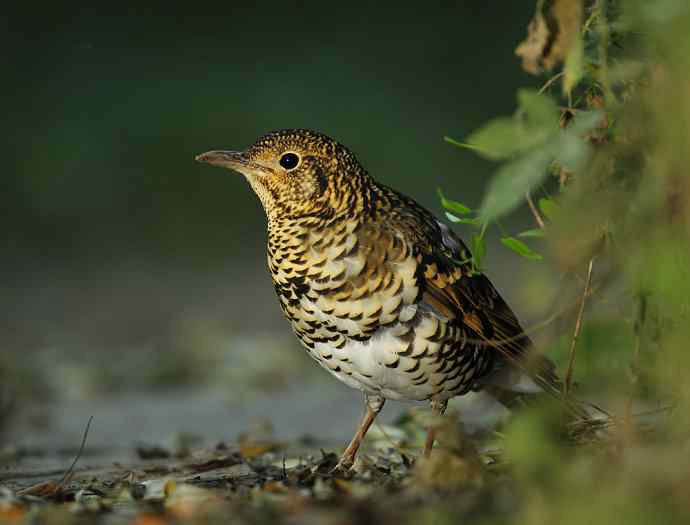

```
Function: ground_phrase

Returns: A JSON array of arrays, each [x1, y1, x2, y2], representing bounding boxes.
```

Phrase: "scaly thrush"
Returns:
[[196, 129, 567, 470]]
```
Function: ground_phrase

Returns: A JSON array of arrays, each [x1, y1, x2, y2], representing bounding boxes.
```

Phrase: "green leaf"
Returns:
[[553, 130, 591, 172], [464, 118, 526, 160], [437, 188, 471, 215], [500, 236, 543, 261], [443, 136, 487, 153], [538, 197, 557, 219], [568, 109, 604, 135], [460, 90, 562, 161], [519, 228, 545, 238], [517, 89, 560, 130], [445, 212, 479, 225], [471, 234, 486, 269], [550, 112, 598, 174], [479, 148, 553, 222], [462, 89, 594, 223]]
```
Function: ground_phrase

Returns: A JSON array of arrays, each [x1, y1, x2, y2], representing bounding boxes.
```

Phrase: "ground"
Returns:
[[1, 402, 513, 525]]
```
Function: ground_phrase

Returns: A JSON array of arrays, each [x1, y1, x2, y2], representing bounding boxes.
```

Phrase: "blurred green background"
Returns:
[[1, 3, 537, 445]]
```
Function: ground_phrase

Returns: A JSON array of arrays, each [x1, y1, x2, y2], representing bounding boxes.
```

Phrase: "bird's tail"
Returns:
[[478, 351, 593, 425]]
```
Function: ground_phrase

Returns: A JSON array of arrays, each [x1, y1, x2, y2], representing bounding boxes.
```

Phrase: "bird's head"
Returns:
[[196, 129, 368, 221]]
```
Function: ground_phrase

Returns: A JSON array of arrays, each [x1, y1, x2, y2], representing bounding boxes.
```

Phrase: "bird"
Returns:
[[195, 129, 574, 470]]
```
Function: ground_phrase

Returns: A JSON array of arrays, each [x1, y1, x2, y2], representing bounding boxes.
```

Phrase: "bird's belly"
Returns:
[[310, 339, 430, 400], [307, 316, 485, 402]]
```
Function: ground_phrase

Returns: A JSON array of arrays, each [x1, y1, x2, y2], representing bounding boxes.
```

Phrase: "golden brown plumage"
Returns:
[[196, 129, 566, 469]]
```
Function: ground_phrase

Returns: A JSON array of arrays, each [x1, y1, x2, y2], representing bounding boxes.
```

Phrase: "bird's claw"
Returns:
[[329, 456, 354, 476]]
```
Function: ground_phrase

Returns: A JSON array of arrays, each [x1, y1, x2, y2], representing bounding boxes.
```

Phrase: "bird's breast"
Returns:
[[267, 218, 420, 344]]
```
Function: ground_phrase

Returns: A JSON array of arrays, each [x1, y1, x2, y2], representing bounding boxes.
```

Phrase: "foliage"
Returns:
[[439, 0, 690, 523]]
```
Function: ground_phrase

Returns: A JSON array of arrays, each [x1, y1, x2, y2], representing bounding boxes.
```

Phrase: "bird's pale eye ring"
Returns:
[[279, 152, 300, 170]]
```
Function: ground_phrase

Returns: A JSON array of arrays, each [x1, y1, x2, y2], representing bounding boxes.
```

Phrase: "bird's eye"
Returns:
[[279, 152, 300, 170]]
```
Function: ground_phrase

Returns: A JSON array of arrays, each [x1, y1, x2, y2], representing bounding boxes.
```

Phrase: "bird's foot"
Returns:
[[423, 428, 436, 459], [329, 455, 355, 476]]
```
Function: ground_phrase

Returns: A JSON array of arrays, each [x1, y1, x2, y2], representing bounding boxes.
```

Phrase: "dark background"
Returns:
[[1, 3, 537, 446]]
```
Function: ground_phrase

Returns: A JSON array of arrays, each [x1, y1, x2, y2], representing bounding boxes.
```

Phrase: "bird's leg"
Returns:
[[423, 399, 448, 458], [334, 394, 385, 471]]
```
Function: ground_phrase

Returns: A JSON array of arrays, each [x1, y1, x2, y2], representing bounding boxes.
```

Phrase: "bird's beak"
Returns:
[[195, 150, 273, 176], [195, 150, 247, 170]]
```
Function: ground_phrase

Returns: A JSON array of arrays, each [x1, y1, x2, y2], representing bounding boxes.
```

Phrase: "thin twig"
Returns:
[[57, 415, 94, 490], [525, 192, 546, 229], [538, 72, 565, 94], [564, 259, 595, 394]]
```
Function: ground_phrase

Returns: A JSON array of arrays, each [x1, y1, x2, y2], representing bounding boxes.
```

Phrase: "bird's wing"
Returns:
[[403, 214, 563, 396]]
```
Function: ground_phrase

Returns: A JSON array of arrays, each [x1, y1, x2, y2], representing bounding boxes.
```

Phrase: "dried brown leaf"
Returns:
[[549, 0, 583, 70], [516, 0, 583, 75], [263, 481, 288, 494], [188, 454, 243, 473], [0, 504, 26, 523], [516, 12, 551, 74], [164, 482, 222, 520], [16, 481, 60, 498], [131, 515, 170, 525]]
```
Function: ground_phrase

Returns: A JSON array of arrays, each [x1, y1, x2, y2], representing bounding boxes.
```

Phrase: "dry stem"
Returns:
[[525, 192, 546, 229], [538, 71, 565, 94], [564, 258, 595, 394], [57, 415, 94, 490]]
